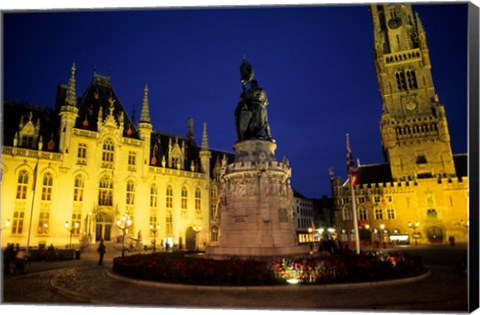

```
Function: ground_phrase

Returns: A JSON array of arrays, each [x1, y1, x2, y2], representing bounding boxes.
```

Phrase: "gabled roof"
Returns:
[[74, 72, 140, 139], [2, 100, 60, 152], [356, 163, 393, 185]]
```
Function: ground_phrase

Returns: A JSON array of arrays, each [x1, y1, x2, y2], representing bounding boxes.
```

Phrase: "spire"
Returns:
[[139, 84, 151, 123], [66, 63, 76, 106], [201, 122, 209, 150]]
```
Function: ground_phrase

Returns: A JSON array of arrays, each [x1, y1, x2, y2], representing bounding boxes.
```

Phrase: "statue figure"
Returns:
[[235, 57, 273, 142]]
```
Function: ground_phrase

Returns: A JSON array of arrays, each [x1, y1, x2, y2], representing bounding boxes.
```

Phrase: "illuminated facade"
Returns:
[[1, 65, 232, 250], [333, 4, 468, 245]]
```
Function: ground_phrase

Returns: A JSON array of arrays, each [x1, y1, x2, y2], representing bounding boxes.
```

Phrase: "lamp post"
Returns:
[[117, 214, 132, 258], [408, 221, 420, 245], [150, 224, 160, 253], [379, 224, 385, 248], [193, 225, 202, 251], [65, 221, 79, 249], [0, 219, 11, 231]]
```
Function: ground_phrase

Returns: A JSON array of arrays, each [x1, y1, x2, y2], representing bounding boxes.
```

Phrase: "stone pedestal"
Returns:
[[206, 140, 309, 257]]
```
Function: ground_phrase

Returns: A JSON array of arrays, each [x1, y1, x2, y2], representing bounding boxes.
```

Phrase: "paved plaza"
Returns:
[[1, 244, 470, 312]]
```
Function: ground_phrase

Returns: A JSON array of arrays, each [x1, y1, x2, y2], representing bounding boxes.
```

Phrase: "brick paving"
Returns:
[[1, 246, 469, 311]]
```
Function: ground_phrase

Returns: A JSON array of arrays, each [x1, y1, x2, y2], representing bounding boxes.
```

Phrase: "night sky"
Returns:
[[2, 2, 468, 198]]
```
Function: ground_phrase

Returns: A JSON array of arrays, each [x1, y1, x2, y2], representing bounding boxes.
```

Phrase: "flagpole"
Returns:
[[26, 157, 39, 256], [346, 134, 361, 255]]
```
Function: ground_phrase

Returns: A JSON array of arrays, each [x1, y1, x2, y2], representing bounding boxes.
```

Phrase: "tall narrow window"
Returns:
[[16, 170, 29, 199], [11, 211, 25, 235], [38, 210, 49, 235], [102, 138, 114, 162], [211, 226, 219, 242], [387, 208, 396, 219], [166, 210, 173, 236], [149, 209, 158, 236], [406, 70, 418, 89], [375, 208, 384, 220], [181, 186, 188, 210], [41, 173, 53, 201], [128, 151, 136, 166], [70, 211, 82, 235], [150, 184, 158, 208], [395, 71, 407, 91], [359, 208, 368, 221], [195, 188, 201, 211], [99, 175, 113, 206], [166, 185, 173, 209], [73, 175, 85, 202], [126, 180, 135, 205], [78, 143, 87, 164]]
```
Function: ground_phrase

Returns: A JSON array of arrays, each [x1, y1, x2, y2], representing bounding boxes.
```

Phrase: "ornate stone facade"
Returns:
[[333, 4, 468, 245]]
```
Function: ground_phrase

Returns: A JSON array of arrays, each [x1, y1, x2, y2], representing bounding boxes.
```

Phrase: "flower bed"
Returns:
[[112, 251, 424, 286]]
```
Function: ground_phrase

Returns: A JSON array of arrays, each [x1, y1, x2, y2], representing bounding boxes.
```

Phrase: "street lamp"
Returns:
[[0, 219, 11, 231], [193, 225, 202, 251], [117, 214, 132, 258], [150, 224, 160, 253], [408, 221, 420, 245], [65, 221, 79, 249]]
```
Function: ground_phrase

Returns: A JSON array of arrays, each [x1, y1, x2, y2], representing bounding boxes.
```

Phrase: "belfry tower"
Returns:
[[370, 4, 456, 181]]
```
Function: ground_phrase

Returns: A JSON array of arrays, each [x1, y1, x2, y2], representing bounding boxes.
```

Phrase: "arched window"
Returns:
[[150, 184, 158, 208], [99, 175, 113, 206], [16, 170, 29, 199], [195, 188, 201, 211], [102, 138, 115, 162], [406, 70, 418, 89], [387, 208, 396, 219], [166, 185, 173, 209], [11, 210, 25, 235], [181, 186, 188, 210], [126, 180, 135, 205], [41, 172, 53, 201], [211, 226, 219, 242], [359, 208, 368, 221], [165, 210, 173, 236], [375, 208, 384, 220], [395, 71, 407, 91], [73, 174, 84, 202]]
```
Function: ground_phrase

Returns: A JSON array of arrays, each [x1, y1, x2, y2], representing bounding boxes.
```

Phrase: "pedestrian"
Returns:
[[97, 239, 106, 265]]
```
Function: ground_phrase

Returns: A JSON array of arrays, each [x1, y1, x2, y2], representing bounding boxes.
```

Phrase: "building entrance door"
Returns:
[[95, 211, 113, 242], [185, 227, 196, 250], [427, 226, 444, 243]]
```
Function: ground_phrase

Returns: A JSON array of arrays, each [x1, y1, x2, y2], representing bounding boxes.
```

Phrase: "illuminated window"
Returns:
[[149, 209, 158, 236], [211, 226, 219, 242], [102, 138, 114, 162], [16, 170, 29, 199], [165, 210, 173, 236], [128, 151, 136, 166], [41, 173, 53, 201], [342, 207, 352, 221], [195, 188, 201, 211], [150, 184, 158, 208], [38, 210, 49, 235], [387, 208, 396, 219], [77, 143, 87, 163], [181, 186, 188, 209], [73, 175, 84, 202], [71, 211, 81, 235], [359, 208, 368, 221], [99, 175, 113, 206], [126, 180, 135, 205], [375, 208, 384, 220], [11, 211, 25, 235], [166, 185, 173, 208]]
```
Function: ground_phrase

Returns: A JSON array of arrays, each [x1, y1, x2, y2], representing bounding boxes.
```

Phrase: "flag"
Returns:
[[346, 134, 358, 186]]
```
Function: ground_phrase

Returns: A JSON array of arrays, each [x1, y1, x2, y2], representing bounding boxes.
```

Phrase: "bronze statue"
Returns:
[[235, 57, 273, 142]]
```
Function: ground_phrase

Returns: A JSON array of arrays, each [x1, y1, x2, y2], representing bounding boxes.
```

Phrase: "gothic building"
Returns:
[[333, 4, 468, 245], [1, 64, 234, 250]]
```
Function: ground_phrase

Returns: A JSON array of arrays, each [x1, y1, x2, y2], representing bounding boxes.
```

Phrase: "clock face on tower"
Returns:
[[388, 17, 403, 29]]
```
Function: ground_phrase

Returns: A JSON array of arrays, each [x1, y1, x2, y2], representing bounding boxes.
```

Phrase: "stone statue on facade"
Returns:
[[235, 57, 273, 142]]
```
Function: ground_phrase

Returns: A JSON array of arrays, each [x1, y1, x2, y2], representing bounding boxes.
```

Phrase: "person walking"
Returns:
[[97, 239, 106, 265]]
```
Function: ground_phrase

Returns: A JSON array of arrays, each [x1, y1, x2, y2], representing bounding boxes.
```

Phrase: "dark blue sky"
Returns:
[[3, 3, 468, 198]]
